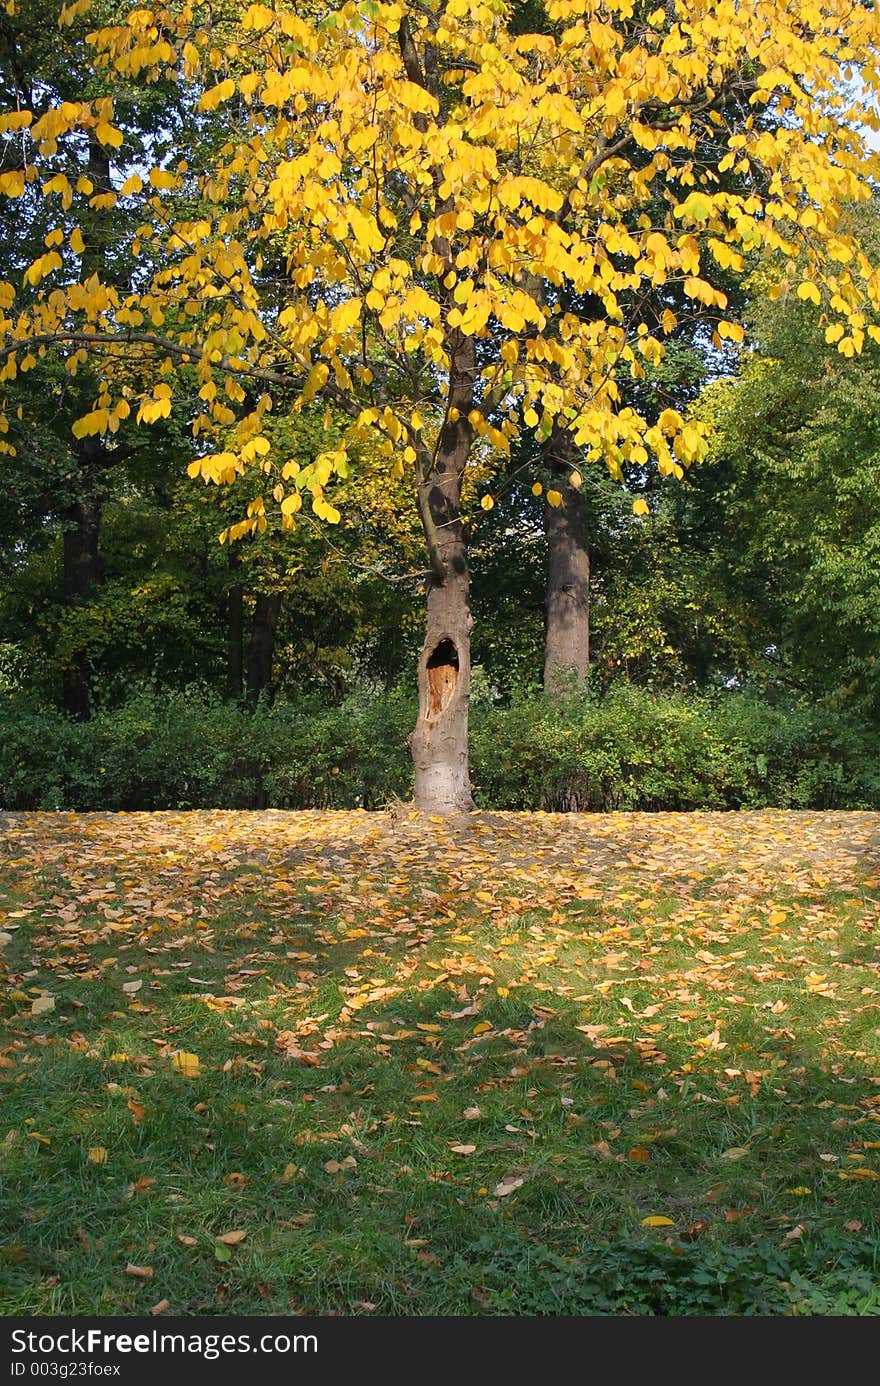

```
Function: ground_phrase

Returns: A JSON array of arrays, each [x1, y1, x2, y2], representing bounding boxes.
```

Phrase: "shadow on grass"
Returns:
[[1, 969, 879, 1316]]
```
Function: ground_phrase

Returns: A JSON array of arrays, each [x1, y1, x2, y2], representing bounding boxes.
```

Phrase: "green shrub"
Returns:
[[1, 683, 879, 812]]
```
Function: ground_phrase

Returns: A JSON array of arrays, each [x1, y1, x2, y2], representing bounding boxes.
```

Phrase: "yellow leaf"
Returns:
[[88, 1146, 108, 1164], [30, 994, 55, 1016], [95, 120, 123, 148], [546, 489, 563, 508], [216, 1229, 247, 1245], [472, 1022, 493, 1035], [641, 1215, 674, 1227], [797, 280, 821, 305], [172, 1051, 200, 1077], [632, 497, 650, 516], [0, 170, 25, 197], [480, 494, 494, 510], [330, 297, 361, 334], [149, 168, 176, 191]]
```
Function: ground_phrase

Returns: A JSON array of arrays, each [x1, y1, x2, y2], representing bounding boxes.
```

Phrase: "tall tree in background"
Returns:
[[2, 0, 880, 807]]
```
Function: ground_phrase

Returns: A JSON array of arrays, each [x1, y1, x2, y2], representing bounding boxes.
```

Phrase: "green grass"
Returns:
[[1, 807, 880, 1315]]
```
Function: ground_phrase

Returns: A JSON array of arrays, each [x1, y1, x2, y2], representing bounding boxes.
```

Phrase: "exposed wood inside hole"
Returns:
[[426, 638, 459, 717]]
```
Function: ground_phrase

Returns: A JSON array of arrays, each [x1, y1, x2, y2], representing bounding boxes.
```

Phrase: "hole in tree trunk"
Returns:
[[426, 638, 459, 717]]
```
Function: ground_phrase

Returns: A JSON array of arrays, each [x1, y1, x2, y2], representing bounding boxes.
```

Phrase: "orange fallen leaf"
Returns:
[[216, 1230, 247, 1245], [125, 1263, 154, 1279], [126, 1175, 156, 1197]]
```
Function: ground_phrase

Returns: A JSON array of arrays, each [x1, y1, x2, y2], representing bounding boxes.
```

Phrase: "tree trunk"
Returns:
[[543, 430, 590, 695], [61, 497, 103, 719], [246, 591, 282, 709], [410, 549, 474, 813], [409, 351, 476, 812], [227, 582, 244, 701]]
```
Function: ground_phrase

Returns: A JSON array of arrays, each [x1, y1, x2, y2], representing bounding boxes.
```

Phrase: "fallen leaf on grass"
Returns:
[[126, 1176, 156, 1197], [87, 1146, 108, 1164], [719, 1147, 750, 1161], [492, 1174, 525, 1198], [125, 1263, 153, 1279], [448, 1143, 476, 1155], [641, 1215, 675, 1228], [30, 995, 54, 1017], [216, 1230, 247, 1245], [150, 1300, 171, 1316], [324, 1156, 357, 1174], [171, 1051, 200, 1077]]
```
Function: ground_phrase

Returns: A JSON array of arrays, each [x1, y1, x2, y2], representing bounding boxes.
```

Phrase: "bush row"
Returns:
[[1, 683, 879, 812]]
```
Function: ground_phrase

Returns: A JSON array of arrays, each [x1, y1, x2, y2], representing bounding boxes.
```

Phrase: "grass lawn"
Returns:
[[1, 807, 879, 1316]]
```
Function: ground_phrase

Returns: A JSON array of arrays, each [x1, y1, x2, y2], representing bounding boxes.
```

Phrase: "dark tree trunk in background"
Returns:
[[246, 592, 282, 709], [59, 137, 114, 721], [543, 427, 590, 695], [61, 496, 103, 719], [226, 583, 244, 701]]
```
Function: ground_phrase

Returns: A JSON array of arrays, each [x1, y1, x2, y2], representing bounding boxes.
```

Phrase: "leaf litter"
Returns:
[[1, 807, 880, 1313]]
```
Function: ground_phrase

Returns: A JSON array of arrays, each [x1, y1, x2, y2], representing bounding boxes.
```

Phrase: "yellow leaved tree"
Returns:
[[2, 0, 880, 809]]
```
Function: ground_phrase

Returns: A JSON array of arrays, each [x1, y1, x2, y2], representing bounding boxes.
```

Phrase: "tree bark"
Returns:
[[61, 496, 103, 719], [409, 538, 475, 813], [543, 428, 590, 695], [246, 591, 282, 709], [409, 348, 476, 812]]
